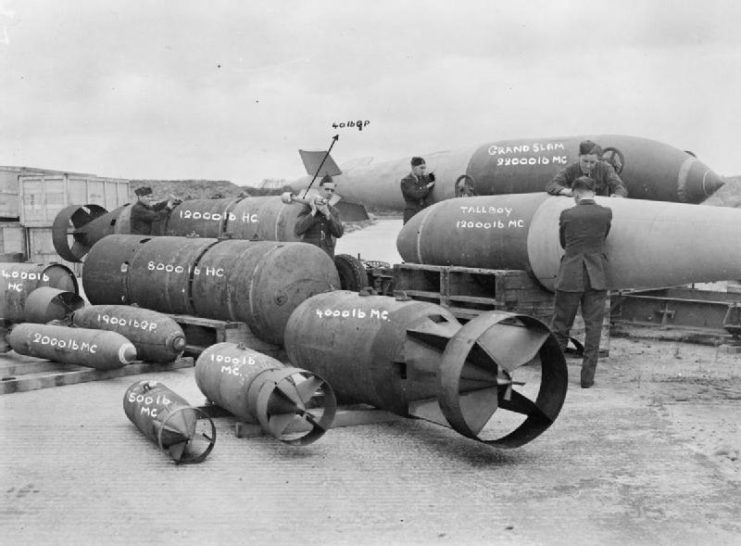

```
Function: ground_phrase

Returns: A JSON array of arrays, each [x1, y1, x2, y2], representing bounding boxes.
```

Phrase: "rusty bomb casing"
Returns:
[[0, 262, 79, 322], [195, 342, 336, 445], [71, 306, 186, 363], [284, 291, 567, 448], [8, 323, 137, 369], [23, 287, 86, 324], [124, 380, 216, 463], [397, 193, 741, 292], [82, 235, 340, 345]]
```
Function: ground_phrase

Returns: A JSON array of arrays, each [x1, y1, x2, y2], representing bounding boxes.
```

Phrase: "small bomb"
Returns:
[[195, 342, 336, 445], [71, 305, 186, 363], [8, 323, 136, 370], [124, 380, 216, 463]]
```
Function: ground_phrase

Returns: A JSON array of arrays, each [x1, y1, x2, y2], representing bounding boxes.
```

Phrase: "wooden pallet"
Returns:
[[167, 314, 285, 360], [0, 354, 194, 395]]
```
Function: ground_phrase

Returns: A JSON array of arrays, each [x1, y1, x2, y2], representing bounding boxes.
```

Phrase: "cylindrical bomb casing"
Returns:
[[191, 240, 338, 344], [195, 342, 336, 445], [285, 291, 462, 414], [82, 234, 152, 304], [165, 198, 239, 238], [398, 193, 741, 292], [126, 236, 218, 316], [8, 323, 136, 369], [195, 343, 287, 422], [82, 235, 340, 346], [23, 287, 86, 323], [124, 380, 215, 463], [225, 196, 303, 242], [0, 263, 79, 322], [71, 305, 186, 363]]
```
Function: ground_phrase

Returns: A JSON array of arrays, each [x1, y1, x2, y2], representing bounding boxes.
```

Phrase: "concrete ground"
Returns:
[[1, 219, 740, 545]]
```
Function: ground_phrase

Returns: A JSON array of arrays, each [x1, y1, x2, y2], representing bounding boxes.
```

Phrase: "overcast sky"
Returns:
[[2, 0, 741, 184]]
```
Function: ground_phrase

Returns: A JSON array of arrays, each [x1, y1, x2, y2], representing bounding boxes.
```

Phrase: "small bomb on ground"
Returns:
[[195, 342, 336, 445], [124, 380, 216, 463]]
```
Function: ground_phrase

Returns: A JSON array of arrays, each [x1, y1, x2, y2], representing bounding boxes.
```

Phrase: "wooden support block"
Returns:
[[0, 357, 194, 395]]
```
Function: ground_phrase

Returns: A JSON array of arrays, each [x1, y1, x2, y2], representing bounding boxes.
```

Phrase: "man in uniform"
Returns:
[[400, 156, 435, 224], [546, 140, 628, 198], [129, 187, 177, 235], [294, 175, 344, 258], [551, 176, 612, 388]]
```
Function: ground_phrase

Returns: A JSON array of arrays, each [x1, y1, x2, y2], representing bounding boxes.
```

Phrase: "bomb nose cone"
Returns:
[[119, 343, 138, 364], [167, 332, 187, 353], [678, 156, 725, 202]]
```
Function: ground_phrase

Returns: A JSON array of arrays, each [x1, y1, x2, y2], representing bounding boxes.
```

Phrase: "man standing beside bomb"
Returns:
[[400, 156, 436, 224], [546, 139, 628, 198], [130, 187, 179, 235], [550, 176, 612, 388]]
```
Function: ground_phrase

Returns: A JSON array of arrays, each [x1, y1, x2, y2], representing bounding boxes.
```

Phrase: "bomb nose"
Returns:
[[678, 156, 725, 202]]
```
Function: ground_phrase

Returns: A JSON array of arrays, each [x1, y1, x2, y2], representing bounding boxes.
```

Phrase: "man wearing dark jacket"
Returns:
[[551, 176, 612, 388], [546, 140, 628, 198], [130, 186, 176, 235], [400, 156, 435, 224], [294, 176, 344, 257]]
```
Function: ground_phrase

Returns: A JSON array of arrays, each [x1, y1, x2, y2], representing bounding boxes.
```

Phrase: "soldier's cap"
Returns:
[[134, 186, 153, 196], [320, 175, 333, 185], [572, 176, 596, 192], [411, 156, 426, 167], [579, 140, 602, 156]]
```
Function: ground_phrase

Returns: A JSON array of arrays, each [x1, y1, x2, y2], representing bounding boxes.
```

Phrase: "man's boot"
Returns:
[[581, 363, 596, 388]]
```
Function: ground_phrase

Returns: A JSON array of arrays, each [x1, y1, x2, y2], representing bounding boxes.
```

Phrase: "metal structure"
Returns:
[[291, 135, 725, 210], [71, 305, 186, 363], [284, 290, 567, 448], [397, 193, 741, 292], [0, 262, 79, 322], [124, 380, 216, 463], [195, 342, 336, 445], [23, 287, 85, 324], [8, 323, 137, 369], [82, 235, 340, 345]]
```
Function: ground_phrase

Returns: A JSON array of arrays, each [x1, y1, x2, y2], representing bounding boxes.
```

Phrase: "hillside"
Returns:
[[130, 179, 292, 200]]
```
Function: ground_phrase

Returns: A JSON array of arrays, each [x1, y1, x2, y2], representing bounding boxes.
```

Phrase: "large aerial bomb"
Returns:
[[124, 380, 216, 463], [292, 135, 725, 210], [71, 306, 186, 363], [8, 323, 136, 369], [397, 193, 741, 292], [284, 290, 567, 448], [52, 196, 308, 262], [0, 263, 79, 322], [82, 235, 340, 345], [23, 287, 85, 324], [195, 342, 336, 445]]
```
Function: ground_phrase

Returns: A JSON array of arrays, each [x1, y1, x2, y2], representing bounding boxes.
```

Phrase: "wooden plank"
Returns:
[[0, 357, 193, 395], [168, 314, 242, 330]]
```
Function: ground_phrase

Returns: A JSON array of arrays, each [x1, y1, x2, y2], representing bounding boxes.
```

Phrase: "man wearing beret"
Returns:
[[400, 156, 436, 224], [546, 140, 628, 198], [550, 176, 612, 388], [130, 186, 177, 235]]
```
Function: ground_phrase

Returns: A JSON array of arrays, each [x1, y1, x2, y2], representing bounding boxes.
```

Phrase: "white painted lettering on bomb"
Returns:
[[178, 210, 258, 223], [211, 353, 257, 369], [127, 391, 173, 417], [31, 332, 98, 352], [97, 314, 158, 332], [315, 308, 390, 321], [1, 270, 49, 281], [459, 206, 513, 216], [146, 262, 225, 277], [455, 219, 525, 229], [487, 142, 566, 155]]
